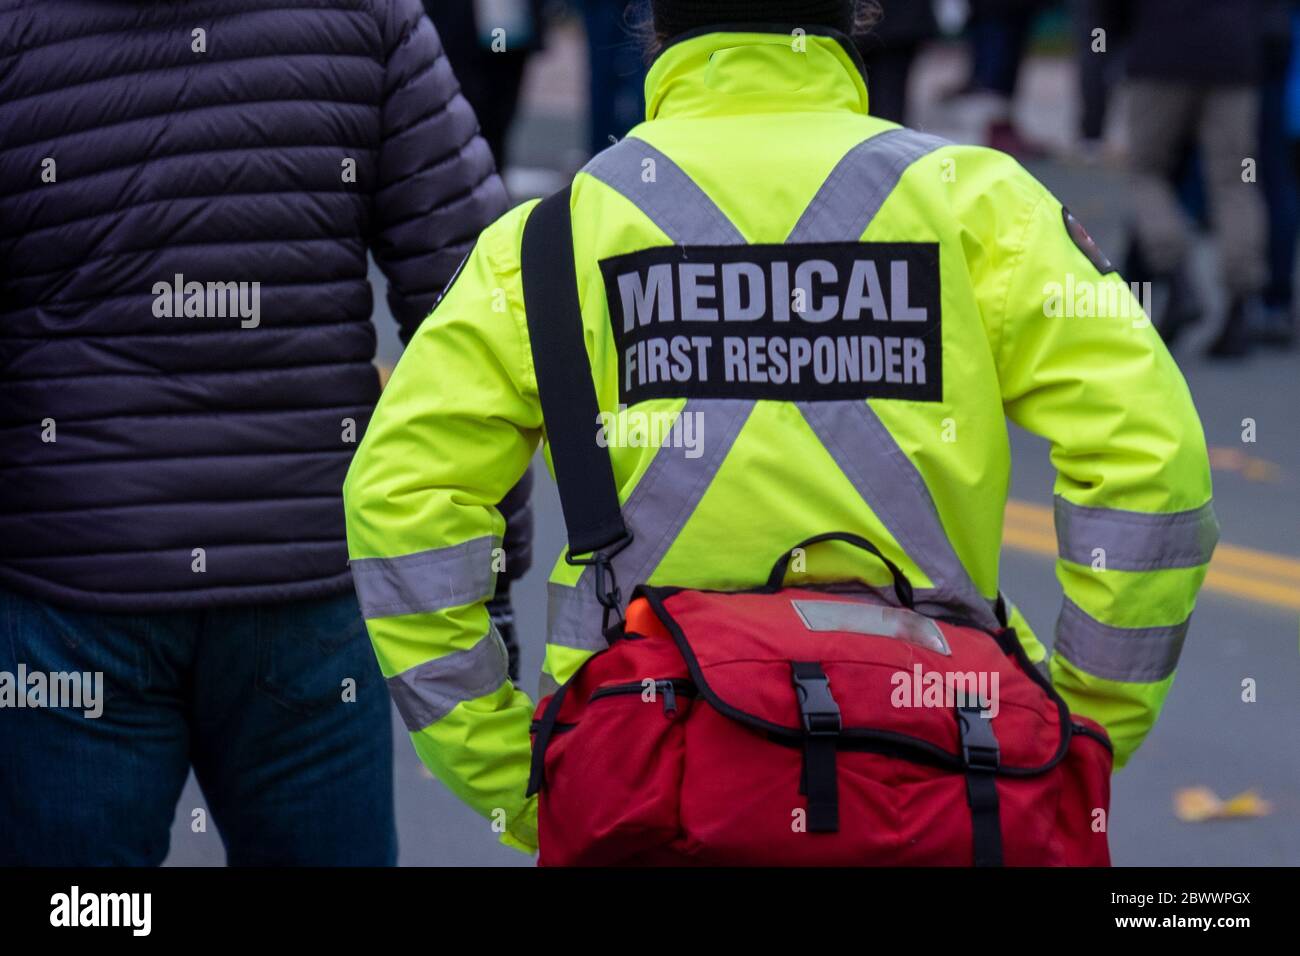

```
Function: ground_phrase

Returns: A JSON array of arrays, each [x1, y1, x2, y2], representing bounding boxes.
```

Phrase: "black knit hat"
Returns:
[[651, 0, 854, 40]]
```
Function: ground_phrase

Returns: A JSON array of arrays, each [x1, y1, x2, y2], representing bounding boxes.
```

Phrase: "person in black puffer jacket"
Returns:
[[0, 0, 527, 865]]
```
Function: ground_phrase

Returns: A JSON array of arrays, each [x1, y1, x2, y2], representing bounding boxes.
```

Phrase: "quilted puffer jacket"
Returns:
[[0, 0, 526, 611]]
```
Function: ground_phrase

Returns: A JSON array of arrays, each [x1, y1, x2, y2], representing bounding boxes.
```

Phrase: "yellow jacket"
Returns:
[[343, 29, 1218, 853]]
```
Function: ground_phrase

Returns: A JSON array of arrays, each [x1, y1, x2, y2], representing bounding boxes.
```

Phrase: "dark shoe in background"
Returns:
[[1155, 269, 1204, 348], [986, 119, 1049, 160], [1206, 297, 1258, 359], [1254, 304, 1296, 349]]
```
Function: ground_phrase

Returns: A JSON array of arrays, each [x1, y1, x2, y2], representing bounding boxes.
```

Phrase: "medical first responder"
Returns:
[[343, 0, 1219, 855]]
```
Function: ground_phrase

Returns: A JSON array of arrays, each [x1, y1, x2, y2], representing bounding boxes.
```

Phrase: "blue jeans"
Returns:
[[968, 9, 1035, 98], [0, 588, 395, 866]]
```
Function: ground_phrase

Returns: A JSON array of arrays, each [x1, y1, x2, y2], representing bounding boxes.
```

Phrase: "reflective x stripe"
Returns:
[[788, 128, 996, 629], [1054, 497, 1219, 571], [553, 142, 755, 650], [550, 129, 991, 642], [351, 536, 497, 620], [582, 138, 746, 245], [797, 401, 1001, 630], [1054, 598, 1188, 683], [387, 624, 510, 732], [787, 128, 949, 243], [548, 399, 753, 649]]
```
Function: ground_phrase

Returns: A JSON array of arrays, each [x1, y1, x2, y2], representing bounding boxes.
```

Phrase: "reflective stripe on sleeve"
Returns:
[[350, 536, 497, 620], [1054, 496, 1220, 571], [1053, 597, 1188, 683], [387, 624, 511, 732]]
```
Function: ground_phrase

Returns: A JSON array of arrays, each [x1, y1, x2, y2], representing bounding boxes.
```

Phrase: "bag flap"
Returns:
[[641, 586, 1070, 773]]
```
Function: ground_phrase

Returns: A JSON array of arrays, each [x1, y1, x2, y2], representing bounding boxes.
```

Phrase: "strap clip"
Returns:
[[565, 532, 633, 610], [566, 533, 634, 633], [792, 662, 842, 735], [957, 704, 1001, 771]]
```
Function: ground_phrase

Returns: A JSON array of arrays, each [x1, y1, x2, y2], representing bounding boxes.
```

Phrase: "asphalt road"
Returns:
[[163, 47, 1299, 867]]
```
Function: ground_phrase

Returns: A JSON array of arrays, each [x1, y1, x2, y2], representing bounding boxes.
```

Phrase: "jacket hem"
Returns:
[[0, 566, 357, 615]]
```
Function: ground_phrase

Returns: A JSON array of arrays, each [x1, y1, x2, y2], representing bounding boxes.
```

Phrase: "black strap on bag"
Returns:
[[957, 704, 1004, 866], [520, 188, 632, 622], [525, 677, 575, 797], [792, 661, 842, 832]]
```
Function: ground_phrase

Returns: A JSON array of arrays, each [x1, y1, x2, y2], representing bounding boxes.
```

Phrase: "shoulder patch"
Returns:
[[1062, 207, 1115, 275]]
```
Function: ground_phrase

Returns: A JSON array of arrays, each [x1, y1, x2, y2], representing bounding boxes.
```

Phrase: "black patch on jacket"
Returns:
[[599, 242, 942, 405], [1062, 207, 1115, 275]]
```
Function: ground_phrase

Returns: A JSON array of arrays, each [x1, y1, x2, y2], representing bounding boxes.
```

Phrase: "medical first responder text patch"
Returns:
[[599, 242, 942, 404]]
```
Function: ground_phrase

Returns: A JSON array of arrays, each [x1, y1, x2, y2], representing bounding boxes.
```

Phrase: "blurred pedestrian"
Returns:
[[1257, 0, 1299, 348], [1071, 0, 1124, 159], [423, 0, 548, 165], [960, 0, 1049, 156], [0, 0, 525, 865], [857, 0, 940, 125], [583, 0, 651, 155], [1118, 0, 1269, 357]]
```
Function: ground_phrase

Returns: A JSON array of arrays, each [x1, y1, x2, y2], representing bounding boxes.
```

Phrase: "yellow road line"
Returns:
[[1002, 499, 1300, 611], [1214, 544, 1300, 583], [1001, 524, 1058, 554], [1201, 568, 1300, 612]]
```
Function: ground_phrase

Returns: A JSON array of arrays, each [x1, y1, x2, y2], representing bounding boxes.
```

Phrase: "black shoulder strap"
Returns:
[[520, 186, 629, 559]]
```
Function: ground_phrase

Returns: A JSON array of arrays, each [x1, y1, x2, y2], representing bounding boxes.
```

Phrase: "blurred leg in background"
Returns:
[[858, 0, 939, 125], [425, 0, 546, 165], [1257, 5, 1298, 348], [1073, 0, 1107, 149], [861, 45, 915, 125], [968, 0, 1033, 97], [1259, 70, 1298, 347], [966, 0, 1045, 156], [583, 0, 649, 156], [1127, 80, 1204, 347], [1198, 86, 1268, 358], [1071, 0, 1124, 158]]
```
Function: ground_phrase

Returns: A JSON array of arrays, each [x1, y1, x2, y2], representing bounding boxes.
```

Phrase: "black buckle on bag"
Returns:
[[957, 704, 1000, 771], [956, 704, 1003, 866], [792, 662, 841, 735]]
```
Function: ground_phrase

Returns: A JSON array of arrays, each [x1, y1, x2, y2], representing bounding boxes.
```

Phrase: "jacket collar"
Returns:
[[644, 25, 870, 122]]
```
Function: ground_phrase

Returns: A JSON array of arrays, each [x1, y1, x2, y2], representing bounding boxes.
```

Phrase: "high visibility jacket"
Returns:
[[343, 29, 1218, 854]]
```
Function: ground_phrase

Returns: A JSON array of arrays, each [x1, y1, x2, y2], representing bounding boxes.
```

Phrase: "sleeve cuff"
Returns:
[[500, 796, 539, 855]]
